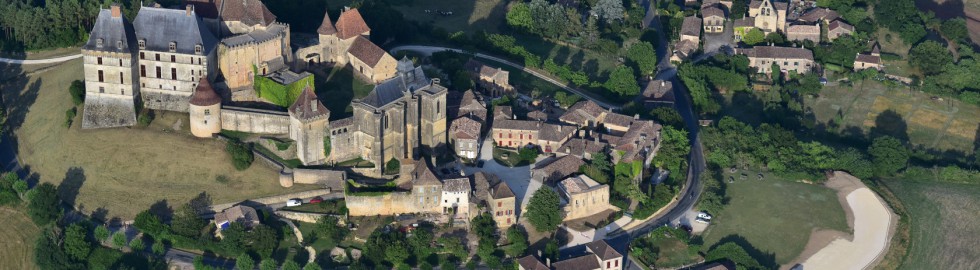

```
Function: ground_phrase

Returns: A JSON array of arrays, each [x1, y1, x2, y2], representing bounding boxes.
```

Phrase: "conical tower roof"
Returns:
[[288, 86, 329, 121], [189, 78, 221, 106], [317, 11, 336, 35]]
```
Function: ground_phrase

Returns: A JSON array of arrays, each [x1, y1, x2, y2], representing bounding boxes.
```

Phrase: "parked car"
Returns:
[[695, 217, 710, 224], [309, 196, 324, 204], [697, 212, 713, 220], [286, 199, 303, 207]]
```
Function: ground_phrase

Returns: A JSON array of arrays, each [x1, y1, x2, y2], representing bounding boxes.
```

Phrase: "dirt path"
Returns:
[[788, 172, 897, 270]]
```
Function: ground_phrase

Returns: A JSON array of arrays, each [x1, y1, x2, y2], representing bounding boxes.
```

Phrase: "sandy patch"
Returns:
[[791, 172, 897, 270]]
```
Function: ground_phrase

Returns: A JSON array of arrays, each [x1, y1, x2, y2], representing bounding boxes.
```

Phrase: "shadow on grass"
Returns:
[[707, 234, 778, 270]]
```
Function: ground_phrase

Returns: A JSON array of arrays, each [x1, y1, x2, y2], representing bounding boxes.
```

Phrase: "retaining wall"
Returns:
[[220, 106, 290, 134]]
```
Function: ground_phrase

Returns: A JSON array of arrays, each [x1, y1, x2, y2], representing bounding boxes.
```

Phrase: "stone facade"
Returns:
[[748, 0, 788, 33], [81, 5, 139, 129], [854, 44, 884, 71], [464, 59, 514, 97], [288, 87, 330, 165], [219, 106, 291, 134], [559, 175, 614, 221], [218, 22, 291, 95], [786, 24, 820, 43], [345, 161, 445, 216], [702, 6, 726, 33], [488, 181, 517, 228], [736, 46, 815, 74]]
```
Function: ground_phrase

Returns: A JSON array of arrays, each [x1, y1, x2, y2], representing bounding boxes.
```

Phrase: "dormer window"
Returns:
[[169, 42, 177, 52], [138, 39, 146, 49], [116, 40, 122, 49], [194, 44, 202, 55], [96, 38, 104, 48]]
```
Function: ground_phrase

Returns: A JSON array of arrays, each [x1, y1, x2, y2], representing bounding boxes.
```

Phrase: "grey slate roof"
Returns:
[[442, 178, 471, 193], [83, 9, 136, 53], [681, 16, 702, 37], [220, 23, 287, 47], [586, 240, 623, 261], [737, 46, 813, 60], [359, 66, 429, 108], [133, 7, 217, 55]]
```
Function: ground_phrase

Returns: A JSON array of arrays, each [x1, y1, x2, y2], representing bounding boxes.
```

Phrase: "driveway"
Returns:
[[461, 137, 540, 216], [703, 21, 734, 54]]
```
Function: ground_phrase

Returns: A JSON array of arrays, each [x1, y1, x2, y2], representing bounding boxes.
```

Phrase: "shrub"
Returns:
[[137, 109, 154, 127], [236, 253, 255, 270], [64, 107, 77, 128], [384, 158, 401, 175], [69, 80, 85, 106], [323, 136, 331, 157], [129, 237, 145, 251], [152, 241, 166, 255], [226, 140, 254, 171], [112, 231, 127, 248], [95, 225, 110, 243]]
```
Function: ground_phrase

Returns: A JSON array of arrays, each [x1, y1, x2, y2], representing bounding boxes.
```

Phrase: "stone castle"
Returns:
[[81, 2, 441, 174]]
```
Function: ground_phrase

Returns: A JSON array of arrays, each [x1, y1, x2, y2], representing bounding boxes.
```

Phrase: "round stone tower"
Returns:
[[188, 78, 222, 138]]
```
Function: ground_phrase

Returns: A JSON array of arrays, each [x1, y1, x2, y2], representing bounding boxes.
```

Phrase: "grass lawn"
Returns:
[[1, 60, 316, 219], [805, 79, 980, 157], [650, 237, 699, 267], [313, 65, 374, 120], [255, 143, 303, 168], [492, 147, 533, 167], [389, 0, 509, 34], [699, 170, 849, 266], [281, 199, 346, 214], [0, 207, 39, 270], [882, 180, 980, 270]]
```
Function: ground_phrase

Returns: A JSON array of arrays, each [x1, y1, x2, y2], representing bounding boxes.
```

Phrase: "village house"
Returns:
[[213, 205, 260, 237], [441, 177, 471, 220], [519, 239, 625, 270], [736, 45, 815, 74], [641, 80, 675, 108], [673, 16, 702, 61], [494, 105, 514, 120], [450, 116, 481, 159], [854, 43, 884, 71], [748, 0, 789, 34], [488, 180, 517, 228], [797, 7, 839, 24], [827, 19, 854, 41], [81, 4, 140, 129], [733, 18, 755, 42], [559, 175, 615, 221], [465, 59, 514, 97], [702, 5, 726, 33], [786, 24, 820, 43], [557, 137, 609, 160], [609, 119, 663, 165], [452, 89, 488, 122], [531, 155, 586, 183], [491, 117, 576, 152], [527, 110, 548, 121], [346, 160, 445, 216]]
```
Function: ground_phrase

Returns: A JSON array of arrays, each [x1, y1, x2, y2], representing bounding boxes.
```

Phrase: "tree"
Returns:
[[133, 210, 166, 235], [385, 242, 410, 266], [152, 240, 166, 255], [35, 228, 83, 270], [13, 179, 27, 197], [471, 213, 497, 240], [438, 237, 467, 260], [95, 225, 110, 243], [525, 188, 562, 232], [504, 226, 529, 257], [129, 236, 145, 251], [742, 28, 765, 46], [69, 80, 85, 106], [303, 262, 322, 270], [112, 231, 127, 248], [249, 224, 279, 259], [282, 260, 301, 270], [605, 66, 641, 97], [260, 260, 279, 270], [226, 140, 254, 170], [64, 223, 92, 260], [408, 227, 435, 261], [910, 40, 953, 75], [171, 204, 207, 238], [593, 0, 625, 23], [313, 216, 347, 244], [385, 158, 401, 175], [941, 18, 968, 42], [868, 136, 909, 177], [627, 42, 658, 76], [506, 2, 533, 32], [650, 107, 684, 129], [764, 32, 785, 45], [236, 253, 255, 270], [28, 182, 60, 225], [834, 148, 874, 179]]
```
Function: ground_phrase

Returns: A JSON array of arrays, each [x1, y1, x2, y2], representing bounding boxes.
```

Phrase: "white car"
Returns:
[[697, 212, 713, 220], [695, 217, 710, 224], [286, 199, 303, 207]]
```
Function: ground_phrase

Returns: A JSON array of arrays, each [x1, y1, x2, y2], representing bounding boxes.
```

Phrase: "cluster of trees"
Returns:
[[525, 188, 562, 232], [360, 221, 471, 269], [631, 226, 700, 268], [874, 0, 927, 45], [0, 0, 107, 51], [225, 139, 255, 171], [678, 55, 751, 115], [910, 40, 980, 105], [506, 0, 583, 39]]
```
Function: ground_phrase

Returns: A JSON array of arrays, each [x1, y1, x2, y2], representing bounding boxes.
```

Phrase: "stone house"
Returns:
[[527, 110, 548, 121], [441, 177, 471, 220], [702, 6, 726, 33], [733, 18, 755, 42], [288, 86, 330, 165], [450, 116, 481, 159], [494, 105, 514, 120], [81, 4, 139, 129], [786, 24, 820, 43], [519, 239, 625, 270], [748, 0, 788, 33], [557, 138, 609, 160], [797, 7, 839, 24], [345, 160, 445, 216], [317, 7, 397, 82], [538, 123, 577, 153], [465, 59, 514, 97], [641, 80, 675, 108], [559, 100, 607, 128], [488, 180, 517, 228], [213, 205, 260, 237], [134, 6, 218, 113], [452, 90, 488, 122], [736, 45, 815, 74], [491, 118, 575, 152], [558, 175, 614, 221], [610, 120, 663, 165], [674, 16, 702, 61], [347, 36, 397, 82], [531, 155, 585, 183], [827, 19, 854, 41], [854, 44, 884, 71]]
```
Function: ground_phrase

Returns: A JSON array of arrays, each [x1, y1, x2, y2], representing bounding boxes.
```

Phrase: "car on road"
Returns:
[[309, 196, 324, 204], [286, 199, 302, 207]]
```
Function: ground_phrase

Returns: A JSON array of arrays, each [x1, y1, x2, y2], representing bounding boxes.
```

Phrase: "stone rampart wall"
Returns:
[[220, 106, 290, 134], [346, 192, 421, 216]]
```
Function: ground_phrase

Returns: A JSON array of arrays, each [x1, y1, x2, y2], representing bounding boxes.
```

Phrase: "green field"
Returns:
[[389, 0, 508, 34], [883, 180, 980, 270], [806, 79, 980, 156], [0, 207, 39, 270], [700, 170, 849, 266], [1, 60, 316, 219]]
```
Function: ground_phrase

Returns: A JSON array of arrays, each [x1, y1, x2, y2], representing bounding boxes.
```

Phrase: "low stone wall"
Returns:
[[253, 149, 285, 171], [275, 210, 345, 225], [220, 106, 290, 134], [346, 192, 421, 216], [293, 169, 346, 189], [210, 189, 334, 212]]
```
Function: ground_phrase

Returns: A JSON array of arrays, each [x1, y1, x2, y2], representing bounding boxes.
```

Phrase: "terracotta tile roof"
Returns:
[[674, 39, 699, 57], [603, 113, 635, 128], [643, 80, 675, 101], [527, 110, 548, 121], [552, 254, 601, 270], [560, 100, 605, 125], [347, 36, 389, 67], [189, 78, 221, 106], [451, 116, 482, 140], [217, 0, 276, 26], [471, 172, 498, 202], [457, 90, 487, 121], [681, 16, 702, 37], [799, 8, 839, 23], [558, 138, 609, 156], [335, 8, 371, 39], [737, 46, 813, 60], [442, 177, 471, 193], [586, 240, 623, 261], [490, 180, 515, 199], [517, 255, 549, 270], [539, 123, 576, 142], [494, 119, 540, 131], [559, 175, 602, 194], [828, 19, 854, 32], [534, 155, 585, 182], [702, 6, 726, 19], [734, 18, 754, 28], [214, 205, 259, 229], [494, 105, 513, 120], [855, 54, 881, 65], [412, 160, 441, 186], [788, 24, 820, 35], [317, 11, 337, 35], [330, 117, 353, 128], [288, 86, 329, 121]]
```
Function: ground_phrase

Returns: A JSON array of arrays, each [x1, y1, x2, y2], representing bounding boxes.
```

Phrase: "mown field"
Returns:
[[883, 180, 980, 270], [699, 170, 849, 266], [0, 207, 39, 270], [806, 79, 980, 156], [1, 60, 315, 219]]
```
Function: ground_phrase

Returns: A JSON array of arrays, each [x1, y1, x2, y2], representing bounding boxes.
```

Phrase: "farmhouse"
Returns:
[[736, 45, 815, 74], [786, 24, 820, 43], [702, 5, 726, 33], [827, 20, 854, 41], [854, 44, 884, 71]]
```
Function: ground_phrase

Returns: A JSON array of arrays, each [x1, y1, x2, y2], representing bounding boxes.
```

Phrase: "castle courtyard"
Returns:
[[2, 60, 316, 219]]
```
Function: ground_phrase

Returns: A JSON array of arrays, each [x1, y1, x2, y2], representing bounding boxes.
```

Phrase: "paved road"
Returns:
[[390, 45, 620, 109], [0, 54, 81, 64]]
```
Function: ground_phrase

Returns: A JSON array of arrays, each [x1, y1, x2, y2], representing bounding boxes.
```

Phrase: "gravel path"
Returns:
[[0, 54, 81, 64]]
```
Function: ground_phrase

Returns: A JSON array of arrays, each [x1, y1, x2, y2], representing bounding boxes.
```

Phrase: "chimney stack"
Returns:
[[660, 81, 665, 87], [185, 4, 194, 16], [110, 3, 122, 18], [432, 78, 441, 85], [538, 250, 542, 258], [546, 258, 551, 267]]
